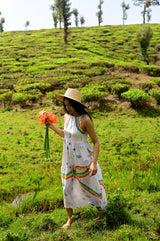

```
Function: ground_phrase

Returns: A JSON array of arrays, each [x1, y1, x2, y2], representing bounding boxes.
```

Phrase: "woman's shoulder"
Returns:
[[79, 114, 91, 126], [64, 113, 70, 122]]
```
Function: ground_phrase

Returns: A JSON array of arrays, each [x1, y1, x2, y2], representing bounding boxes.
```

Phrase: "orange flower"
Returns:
[[38, 110, 59, 125]]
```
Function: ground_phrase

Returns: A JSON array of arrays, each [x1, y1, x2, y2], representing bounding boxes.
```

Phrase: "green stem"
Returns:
[[44, 125, 51, 160]]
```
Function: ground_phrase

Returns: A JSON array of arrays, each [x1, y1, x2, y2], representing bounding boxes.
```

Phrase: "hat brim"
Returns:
[[55, 94, 64, 102], [55, 94, 86, 108]]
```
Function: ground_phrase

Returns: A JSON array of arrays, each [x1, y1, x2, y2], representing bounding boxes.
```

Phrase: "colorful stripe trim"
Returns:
[[73, 163, 91, 170], [61, 168, 90, 180], [88, 149, 93, 156], [75, 117, 85, 134], [61, 170, 103, 199], [79, 181, 103, 199], [99, 180, 104, 187], [61, 171, 73, 180]]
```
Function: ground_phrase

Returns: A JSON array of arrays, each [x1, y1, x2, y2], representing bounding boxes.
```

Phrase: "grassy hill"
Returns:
[[0, 24, 160, 110], [0, 25, 160, 240]]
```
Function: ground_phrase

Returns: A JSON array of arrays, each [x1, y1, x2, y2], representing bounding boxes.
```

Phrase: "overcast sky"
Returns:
[[0, 0, 160, 32]]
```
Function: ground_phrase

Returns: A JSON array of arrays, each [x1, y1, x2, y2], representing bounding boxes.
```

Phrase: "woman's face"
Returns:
[[64, 99, 79, 116]]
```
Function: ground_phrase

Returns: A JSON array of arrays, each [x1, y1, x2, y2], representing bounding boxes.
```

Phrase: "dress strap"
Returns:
[[75, 117, 85, 134]]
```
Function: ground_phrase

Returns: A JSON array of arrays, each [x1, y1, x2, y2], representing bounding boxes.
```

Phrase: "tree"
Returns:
[[50, 0, 63, 29], [121, 1, 130, 25], [52, 12, 58, 28], [80, 16, 85, 27], [51, 0, 72, 44], [132, 0, 160, 24], [24, 21, 30, 30], [136, 25, 153, 64], [72, 8, 79, 27], [61, 0, 72, 44], [0, 12, 5, 33], [146, 8, 152, 22], [96, 0, 104, 26]]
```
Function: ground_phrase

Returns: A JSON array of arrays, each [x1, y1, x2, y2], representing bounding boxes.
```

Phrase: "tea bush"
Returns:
[[110, 83, 130, 97], [136, 26, 153, 65], [14, 83, 51, 94], [12, 92, 43, 107], [0, 89, 9, 94], [138, 80, 155, 92], [0, 91, 12, 107], [105, 78, 131, 92], [149, 88, 160, 104], [121, 89, 150, 108], [154, 78, 160, 86], [81, 84, 107, 101]]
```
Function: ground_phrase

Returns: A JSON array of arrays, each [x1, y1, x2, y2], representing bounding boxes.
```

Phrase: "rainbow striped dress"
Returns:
[[61, 114, 107, 209]]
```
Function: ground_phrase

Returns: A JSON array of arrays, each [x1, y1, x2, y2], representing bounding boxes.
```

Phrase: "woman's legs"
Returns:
[[94, 207, 103, 221], [62, 208, 73, 229], [66, 208, 73, 224]]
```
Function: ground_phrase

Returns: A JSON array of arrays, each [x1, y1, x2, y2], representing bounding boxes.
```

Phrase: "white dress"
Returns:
[[61, 114, 107, 209]]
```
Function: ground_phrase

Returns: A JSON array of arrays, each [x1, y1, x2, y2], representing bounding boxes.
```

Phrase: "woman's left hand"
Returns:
[[90, 162, 97, 176]]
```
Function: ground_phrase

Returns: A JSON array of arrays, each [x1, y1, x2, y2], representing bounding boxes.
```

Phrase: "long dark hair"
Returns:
[[63, 97, 92, 120]]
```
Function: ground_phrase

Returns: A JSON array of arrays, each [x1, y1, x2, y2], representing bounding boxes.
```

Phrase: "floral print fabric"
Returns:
[[61, 114, 107, 209]]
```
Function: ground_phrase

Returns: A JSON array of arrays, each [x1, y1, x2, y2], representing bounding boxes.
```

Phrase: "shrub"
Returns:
[[0, 89, 9, 94], [138, 80, 155, 92], [153, 78, 160, 86], [14, 83, 51, 94], [140, 66, 160, 77], [121, 89, 150, 108], [81, 84, 107, 101], [149, 88, 160, 104], [0, 91, 12, 107], [110, 83, 130, 97], [12, 92, 43, 107], [105, 78, 131, 92], [136, 26, 153, 65], [155, 44, 160, 51]]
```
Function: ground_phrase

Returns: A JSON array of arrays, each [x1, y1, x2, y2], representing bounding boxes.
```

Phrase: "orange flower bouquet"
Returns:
[[38, 110, 58, 160]]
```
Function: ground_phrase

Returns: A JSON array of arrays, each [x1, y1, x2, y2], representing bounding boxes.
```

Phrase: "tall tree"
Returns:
[[24, 21, 30, 30], [133, 0, 160, 24], [0, 12, 5, 33], [96, 0, 104, 26], [72, 8, 79, 27], [121, 1, 130, 25], [80, 16, 85, 27], [50, 0, 72, 43], [61, 0, 72, 44], [146, 8, 152, 22], [50, 0, 63, 29], [52, 12, 58, 28]]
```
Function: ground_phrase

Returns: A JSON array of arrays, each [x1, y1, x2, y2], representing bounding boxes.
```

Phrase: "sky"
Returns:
[[0, 0, 159, 32]]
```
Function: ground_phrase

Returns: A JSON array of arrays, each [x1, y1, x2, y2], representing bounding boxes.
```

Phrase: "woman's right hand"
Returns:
[[45, 118, 53, 128]]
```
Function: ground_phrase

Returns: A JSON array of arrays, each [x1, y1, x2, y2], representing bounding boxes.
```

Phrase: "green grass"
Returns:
[[0, 24, 160, 240], [0, 108, 160, 240]]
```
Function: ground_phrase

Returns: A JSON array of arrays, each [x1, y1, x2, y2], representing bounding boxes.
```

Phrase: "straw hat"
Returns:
[[55, 88, 86, 107]]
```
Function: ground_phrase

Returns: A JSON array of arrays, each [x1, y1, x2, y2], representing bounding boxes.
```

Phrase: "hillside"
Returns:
[[0, 25, 160, 241], [0, 24, 160, 110]]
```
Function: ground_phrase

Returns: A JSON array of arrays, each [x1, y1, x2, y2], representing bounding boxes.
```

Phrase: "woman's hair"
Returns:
[[63, 97, 92, 120]]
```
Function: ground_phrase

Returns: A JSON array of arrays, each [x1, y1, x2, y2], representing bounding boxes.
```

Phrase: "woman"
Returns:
[[46, 88, 107, 229]]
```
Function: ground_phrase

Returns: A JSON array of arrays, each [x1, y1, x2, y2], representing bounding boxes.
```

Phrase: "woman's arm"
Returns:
[[48, 123, 64, 137], [83, 116, 99, 176], [45, 117, 65, 137]]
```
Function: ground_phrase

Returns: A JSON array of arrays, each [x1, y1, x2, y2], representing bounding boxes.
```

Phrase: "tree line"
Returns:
[[50, 0, 159, 43], [0, 0, 159, 44]]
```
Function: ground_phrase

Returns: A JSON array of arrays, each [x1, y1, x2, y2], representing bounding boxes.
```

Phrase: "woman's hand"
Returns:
[[45, 118, 53, 128], [90, 162, 97, 176]]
